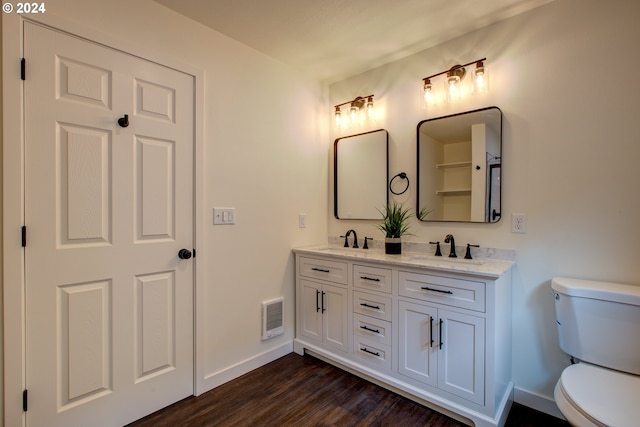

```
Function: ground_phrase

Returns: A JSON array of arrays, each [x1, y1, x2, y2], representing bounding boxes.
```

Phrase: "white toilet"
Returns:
[[551, 277, 640, 427]]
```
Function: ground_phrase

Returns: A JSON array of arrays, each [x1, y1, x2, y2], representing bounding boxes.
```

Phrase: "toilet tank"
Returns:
[[552, 277, 640, 375]]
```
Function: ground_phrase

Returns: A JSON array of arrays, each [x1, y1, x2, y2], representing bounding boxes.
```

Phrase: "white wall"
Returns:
[[2, 0, 329, 408], [328, 0, 640, 413]]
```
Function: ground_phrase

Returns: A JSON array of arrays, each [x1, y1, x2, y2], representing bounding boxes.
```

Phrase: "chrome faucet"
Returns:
[[444, 234, 457, 258]]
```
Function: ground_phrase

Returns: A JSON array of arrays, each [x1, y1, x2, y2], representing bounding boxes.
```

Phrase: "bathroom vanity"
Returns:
[[293, 245, 513, 427]]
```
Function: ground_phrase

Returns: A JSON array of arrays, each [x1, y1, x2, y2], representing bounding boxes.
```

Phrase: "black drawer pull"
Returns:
[[421, 286, 453, 295], [360, 302, 381, 310], [360, 347, 380, 357], [360, 325, 380, 334], [360, 276, 381, 282], [312, 267, 330, 273]]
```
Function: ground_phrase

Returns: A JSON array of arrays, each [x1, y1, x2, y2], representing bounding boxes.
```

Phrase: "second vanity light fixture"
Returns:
[[422, 58, 489, 107], [334, 94, 375, 127]]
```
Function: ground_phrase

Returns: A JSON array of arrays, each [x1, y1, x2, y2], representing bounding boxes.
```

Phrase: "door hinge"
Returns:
[[23, 389, 28, 412], [193, 249, 196, 258], [21, 58, 26, 81], [22, 226, 27, 247]]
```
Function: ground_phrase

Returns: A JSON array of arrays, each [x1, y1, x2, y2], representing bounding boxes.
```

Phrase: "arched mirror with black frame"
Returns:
[[417, 107, 502, 223], [334, 129, 389, 220]]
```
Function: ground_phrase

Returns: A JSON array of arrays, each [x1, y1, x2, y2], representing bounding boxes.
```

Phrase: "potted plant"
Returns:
[[376, 203, 429, 254]]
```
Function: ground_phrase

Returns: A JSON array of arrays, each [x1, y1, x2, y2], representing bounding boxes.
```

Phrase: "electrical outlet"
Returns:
[[298, 213, 307, 228], [511, 213, 527, 233]]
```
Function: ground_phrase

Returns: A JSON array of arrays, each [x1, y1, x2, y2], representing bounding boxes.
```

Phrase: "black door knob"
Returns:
[[178, 249, 192, 260], [117, 114, 129, 128]]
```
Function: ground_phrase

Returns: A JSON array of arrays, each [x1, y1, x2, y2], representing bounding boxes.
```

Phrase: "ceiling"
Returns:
[[154, 0, 553, 83]]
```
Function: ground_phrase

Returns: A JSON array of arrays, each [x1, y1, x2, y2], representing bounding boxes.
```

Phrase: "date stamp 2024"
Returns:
[[3, 2, 47, 14]]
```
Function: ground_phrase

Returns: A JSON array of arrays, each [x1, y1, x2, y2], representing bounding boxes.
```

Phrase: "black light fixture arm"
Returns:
[[334, 94, 375, 109], [422, 57, 486, 82]]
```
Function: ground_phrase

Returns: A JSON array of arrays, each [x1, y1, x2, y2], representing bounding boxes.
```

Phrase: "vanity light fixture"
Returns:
[[421, 58, 488, 107], [334, 95, 375, 127]]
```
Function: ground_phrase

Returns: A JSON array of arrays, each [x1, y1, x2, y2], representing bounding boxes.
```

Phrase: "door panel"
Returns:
[[300, 279, 322, 341], [24, 21, 194, 426], [438, 310, 485, 404], [398, 300, 438, 387], [58, 123, 112, 245], [135, 136, 175, 241], [323, 284, 348, 352], [59, 280, 112, 408]]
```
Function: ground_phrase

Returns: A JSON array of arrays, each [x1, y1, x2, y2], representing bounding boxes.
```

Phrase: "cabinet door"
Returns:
[[323, 283, 349, 352], [438, 309, 485, 405], [299, 279, 322, 342], [398, 301, 438, 387]]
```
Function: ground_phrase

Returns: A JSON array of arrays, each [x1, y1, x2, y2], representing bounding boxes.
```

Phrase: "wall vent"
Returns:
[[261, 297, 284, 340]]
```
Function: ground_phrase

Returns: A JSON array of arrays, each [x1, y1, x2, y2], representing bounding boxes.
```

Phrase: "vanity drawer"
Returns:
[[353, 291, 392, 321], [353, 264, 392, 294], [354, 313, 392, 346], [399, 271, 485, 312], [299, 256, 348, 285], [353, 336, 391, 371]]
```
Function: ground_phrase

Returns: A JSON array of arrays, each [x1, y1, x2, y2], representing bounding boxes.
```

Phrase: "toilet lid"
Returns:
[[560, 363, 640, 427]]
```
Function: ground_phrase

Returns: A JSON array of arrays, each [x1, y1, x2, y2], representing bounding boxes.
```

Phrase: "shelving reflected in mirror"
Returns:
[[417, 107, 502, 223], [334, 129, 389, 219]]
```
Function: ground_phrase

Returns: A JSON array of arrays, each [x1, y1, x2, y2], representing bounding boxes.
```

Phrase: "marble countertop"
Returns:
[[293, 245, 514, 279]]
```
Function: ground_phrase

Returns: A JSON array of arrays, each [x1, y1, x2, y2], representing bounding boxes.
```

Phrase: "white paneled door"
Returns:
[[24, 22, 195, 426]]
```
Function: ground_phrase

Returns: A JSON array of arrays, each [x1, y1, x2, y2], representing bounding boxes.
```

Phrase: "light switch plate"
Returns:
[[213, 207, 236, 225]]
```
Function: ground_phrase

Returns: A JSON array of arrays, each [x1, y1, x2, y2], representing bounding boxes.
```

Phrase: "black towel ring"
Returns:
[[389, 172, 410, 195]]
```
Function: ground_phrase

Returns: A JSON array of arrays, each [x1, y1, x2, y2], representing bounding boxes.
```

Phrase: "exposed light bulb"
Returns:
[[350, 103, 358, 122], [366, 96, 374, 118], [334, 106, 342, 126], [446, 73, 461, 101], [423, 78, 434, 107], [473, 61, 489, 93]]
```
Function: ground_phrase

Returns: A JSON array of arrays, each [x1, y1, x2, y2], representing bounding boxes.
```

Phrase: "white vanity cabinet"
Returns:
[[398, 299, 485, 405], [298, 257, 349, 352], [293, 247, 513, 427], [398, 269, 486, 405]]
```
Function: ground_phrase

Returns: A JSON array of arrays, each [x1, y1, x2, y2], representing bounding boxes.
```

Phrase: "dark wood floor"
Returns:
[[128, 353, 569, 427]]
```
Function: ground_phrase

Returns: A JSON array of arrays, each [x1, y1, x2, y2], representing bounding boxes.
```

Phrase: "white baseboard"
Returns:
[[198, 341, 293, 395], [513, 387, 565, 420]]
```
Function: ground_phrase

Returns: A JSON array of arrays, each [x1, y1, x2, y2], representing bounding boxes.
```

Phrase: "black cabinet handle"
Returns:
[[439, 319, 444, 350], [321, 291, 326, 313], [312, 267, 330, 273], [315, 290, 320, 313], [360, 325, 380, 334], [360, 347, 380, 357], [429, 316, 434, 348], [421, 286, 453, 295], [360, 276, 381, 282], [360, 302, 381, 310]]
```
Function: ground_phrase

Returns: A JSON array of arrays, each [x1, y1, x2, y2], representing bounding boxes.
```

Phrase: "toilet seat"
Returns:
[[555, 363, 640, 427]]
